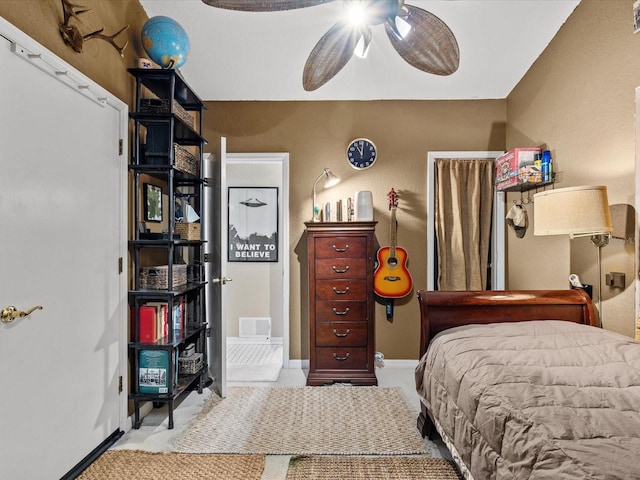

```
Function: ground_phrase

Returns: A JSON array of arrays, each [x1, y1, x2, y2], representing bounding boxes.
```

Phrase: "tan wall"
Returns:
[[9, 0, 634, 357], [203, 101, 506, 359], [0, 0, 148, 106], [506, 0, 639, 337], [1, 2, 506, 360]]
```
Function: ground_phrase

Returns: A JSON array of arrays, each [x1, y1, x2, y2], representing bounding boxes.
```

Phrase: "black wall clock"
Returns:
[[347, 138, 377, 170]]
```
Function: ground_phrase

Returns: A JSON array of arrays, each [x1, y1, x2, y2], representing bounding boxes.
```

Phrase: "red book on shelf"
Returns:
[[136, 305, 157, 343], [147, 302, 168, 340]]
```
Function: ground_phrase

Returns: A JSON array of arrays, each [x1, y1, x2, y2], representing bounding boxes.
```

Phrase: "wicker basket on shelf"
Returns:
[[178, 353, 204, 375], [172, 100, 195, 129], [139, 98, 170, 114], [139, 264, 187, 290], [139, 98, 195, 129], [173, 144, 197, 175], [175, 222, 201, 240]]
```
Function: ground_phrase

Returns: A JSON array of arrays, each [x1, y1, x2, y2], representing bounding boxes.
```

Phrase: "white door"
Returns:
[[205, 140, 227, 397], [426, 151, 505, 290], [0, 22, 127, 479]]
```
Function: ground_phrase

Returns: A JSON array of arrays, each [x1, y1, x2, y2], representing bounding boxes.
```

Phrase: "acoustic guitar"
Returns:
[[373, 188, 413, 318]]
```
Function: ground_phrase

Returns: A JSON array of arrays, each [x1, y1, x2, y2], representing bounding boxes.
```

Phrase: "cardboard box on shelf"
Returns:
[[495, 147, 542, 191]]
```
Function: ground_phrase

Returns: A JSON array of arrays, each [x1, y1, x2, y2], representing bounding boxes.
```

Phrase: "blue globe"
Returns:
[[141, 16, 190, 69]]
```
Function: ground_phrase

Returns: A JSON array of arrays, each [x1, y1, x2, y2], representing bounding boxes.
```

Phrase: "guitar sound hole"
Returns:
[[387, 257, 398, 267]]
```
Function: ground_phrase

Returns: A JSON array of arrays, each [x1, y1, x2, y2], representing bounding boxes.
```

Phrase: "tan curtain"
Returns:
[[435, 158, 495, 290]]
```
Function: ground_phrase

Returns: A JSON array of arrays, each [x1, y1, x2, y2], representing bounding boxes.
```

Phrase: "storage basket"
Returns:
[[175, 222, 200, 240], [139, 98, 170, 114], [172, 100, 195, 129], [139, 98, 195, 129], [173, 144, 197, 175], [139, 264, 187, 290], [178, 352, 203, 375]]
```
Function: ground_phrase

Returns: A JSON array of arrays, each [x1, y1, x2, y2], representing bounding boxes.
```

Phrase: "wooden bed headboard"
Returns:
[[417, 289, 597, 358]]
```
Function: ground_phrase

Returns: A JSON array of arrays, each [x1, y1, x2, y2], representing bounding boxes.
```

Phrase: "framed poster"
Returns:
[[228, 187, 278, 262], [144, 183, 163, 222]]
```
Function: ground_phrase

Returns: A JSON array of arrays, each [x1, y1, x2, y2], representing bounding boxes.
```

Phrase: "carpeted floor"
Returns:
[[76, 450, 265, 480], [285, 455, 463, 480], [173, 386, 430, 455]]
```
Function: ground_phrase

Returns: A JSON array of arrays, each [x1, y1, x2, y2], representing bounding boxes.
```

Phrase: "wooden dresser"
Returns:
[[305, 221, 377, 386]]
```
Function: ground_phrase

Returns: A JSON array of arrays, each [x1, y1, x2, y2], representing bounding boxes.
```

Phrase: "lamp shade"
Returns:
[[533, 185, 612, 237], [323, 168, 340, 188], [311, 168, 340, 222]]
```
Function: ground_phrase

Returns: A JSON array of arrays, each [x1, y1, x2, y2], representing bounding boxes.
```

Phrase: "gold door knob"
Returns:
[[1, 305, 43, 324]]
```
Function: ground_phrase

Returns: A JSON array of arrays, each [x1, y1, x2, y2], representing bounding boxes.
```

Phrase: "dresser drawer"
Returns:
[[315, 280, 367, 300], [315, 258, 366, 279], [314, 237, 367, 259], [316, 323, 367, 347], [315, 347, 368, 370], [316, 300, 366, 322]]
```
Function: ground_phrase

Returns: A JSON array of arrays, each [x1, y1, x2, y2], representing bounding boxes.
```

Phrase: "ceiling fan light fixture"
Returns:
[[394, 14, 411, 39], [354, 29, 372, 58], [206, 0, 461, 89], [346, 3, 368, 28]]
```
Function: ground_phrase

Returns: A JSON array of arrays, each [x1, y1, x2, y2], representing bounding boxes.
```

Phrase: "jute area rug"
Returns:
[[286, 455, 462, 480], [174, 386, 429, 455], [77, 450, 264, 480]]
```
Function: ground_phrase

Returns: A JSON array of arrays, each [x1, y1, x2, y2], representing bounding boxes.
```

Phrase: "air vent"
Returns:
[[239, 317, 271, 339]]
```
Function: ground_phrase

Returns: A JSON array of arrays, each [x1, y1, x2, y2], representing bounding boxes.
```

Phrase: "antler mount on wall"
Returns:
[[58, 0, 130, 57]]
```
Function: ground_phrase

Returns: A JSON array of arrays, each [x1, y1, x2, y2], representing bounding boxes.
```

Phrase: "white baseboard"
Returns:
[[284, 359, 417, 369], [378, 359, 419, 368], [286, 359, 308, 369], [227, 336, 283, 345]]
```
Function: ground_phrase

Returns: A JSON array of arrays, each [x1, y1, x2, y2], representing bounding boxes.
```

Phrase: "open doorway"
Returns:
[[426, 151, 505, 290], [224, 153, 290, 382]]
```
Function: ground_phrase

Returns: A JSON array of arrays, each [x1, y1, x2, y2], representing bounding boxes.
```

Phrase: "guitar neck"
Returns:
[[389, 207, 397, 257]]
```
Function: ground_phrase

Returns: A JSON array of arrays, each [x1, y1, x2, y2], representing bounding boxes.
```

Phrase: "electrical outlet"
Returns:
[[606, 272, 626, 288]]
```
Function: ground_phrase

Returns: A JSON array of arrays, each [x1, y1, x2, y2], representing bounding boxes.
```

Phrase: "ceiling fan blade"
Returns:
[[201, 0, 334, 11], [385, 4, 459, 76], [303, 21, 360, 91]]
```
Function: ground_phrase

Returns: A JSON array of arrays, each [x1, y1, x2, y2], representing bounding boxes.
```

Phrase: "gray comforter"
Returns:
[[415, 320, 640, 479]]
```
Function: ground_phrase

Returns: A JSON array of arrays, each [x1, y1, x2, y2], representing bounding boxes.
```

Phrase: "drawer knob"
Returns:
[[332, 244, 349, 252], [332, 286, 350, 295], [332, 307, 350, 316], [333, 352, 351, 361], [333, 329, 351, 337], [332, 265, 350, 274]]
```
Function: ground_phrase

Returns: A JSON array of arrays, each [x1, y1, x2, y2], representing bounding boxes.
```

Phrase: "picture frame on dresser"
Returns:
[[144, 183, 163, 222]]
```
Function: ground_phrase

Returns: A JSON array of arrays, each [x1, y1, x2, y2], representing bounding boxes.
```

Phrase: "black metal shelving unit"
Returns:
[[127, 68, 208, 429]]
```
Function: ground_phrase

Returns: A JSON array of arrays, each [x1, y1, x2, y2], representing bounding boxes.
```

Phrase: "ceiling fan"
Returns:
[[201, 0, 460, 91]]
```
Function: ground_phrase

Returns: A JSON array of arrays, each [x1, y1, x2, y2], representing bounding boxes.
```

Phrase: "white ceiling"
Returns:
[[139, 0, 580, 101]]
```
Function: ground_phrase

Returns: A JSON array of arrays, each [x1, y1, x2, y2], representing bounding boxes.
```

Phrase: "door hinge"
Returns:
[[118, 376, 123, 394], [118, 138, 123, 155], [118, 257, 123, 274]]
